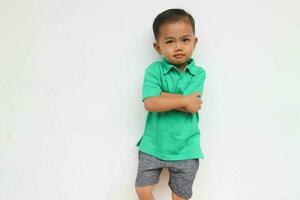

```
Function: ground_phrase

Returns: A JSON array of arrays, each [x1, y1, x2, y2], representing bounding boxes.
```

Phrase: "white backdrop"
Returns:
[[1, 0, 299, 199]]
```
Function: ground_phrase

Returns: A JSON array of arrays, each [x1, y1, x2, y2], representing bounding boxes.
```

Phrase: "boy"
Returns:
[[135, 8, 206, 200]]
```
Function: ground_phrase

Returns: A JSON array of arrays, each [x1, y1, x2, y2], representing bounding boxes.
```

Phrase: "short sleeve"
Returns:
[[142, 66, 162, 102], [182, 69, 206, 97]]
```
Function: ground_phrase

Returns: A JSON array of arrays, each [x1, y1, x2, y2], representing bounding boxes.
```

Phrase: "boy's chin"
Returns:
[[170, 59, 188, 66], [164, 57, 187, 64]]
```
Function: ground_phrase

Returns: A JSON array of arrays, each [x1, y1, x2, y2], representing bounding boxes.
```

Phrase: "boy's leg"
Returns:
[[166, 159, 200, 200], [172, 191, 187, 200], [135, 151, 164, 200], [135, 185, 155, 200]]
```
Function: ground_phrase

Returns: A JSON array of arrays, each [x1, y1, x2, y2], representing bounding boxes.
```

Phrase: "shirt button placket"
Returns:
[[177, 74, 185, 93]]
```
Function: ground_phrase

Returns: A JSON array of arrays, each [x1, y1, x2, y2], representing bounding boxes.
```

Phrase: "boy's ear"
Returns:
[[153, 42, 162, 55], [194, 37, 198, 47]]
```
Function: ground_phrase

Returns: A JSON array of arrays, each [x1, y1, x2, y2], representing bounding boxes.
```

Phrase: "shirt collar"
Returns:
[[162, 57, 197, 75]]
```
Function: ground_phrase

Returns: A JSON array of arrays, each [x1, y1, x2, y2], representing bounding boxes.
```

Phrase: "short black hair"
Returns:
[[152, 8, 195, 41]]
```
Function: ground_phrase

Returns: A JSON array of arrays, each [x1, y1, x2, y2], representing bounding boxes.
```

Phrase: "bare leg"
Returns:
[[135, 185, 155, 200], [172, 192, 187, 200]]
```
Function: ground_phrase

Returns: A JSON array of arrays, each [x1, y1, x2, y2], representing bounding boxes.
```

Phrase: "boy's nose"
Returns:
[[175, 42, 182, 51], [175, 44, 183, 51]]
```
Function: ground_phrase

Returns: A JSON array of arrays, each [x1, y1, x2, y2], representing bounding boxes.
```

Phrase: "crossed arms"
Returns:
[[143, 92, 203, 113], [142, 67, 206, 113]]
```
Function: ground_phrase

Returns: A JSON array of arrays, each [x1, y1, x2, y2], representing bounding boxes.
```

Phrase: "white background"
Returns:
[[1, 0, 299, 199]]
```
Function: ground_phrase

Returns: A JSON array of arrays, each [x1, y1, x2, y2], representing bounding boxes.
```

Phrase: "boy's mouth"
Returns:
[[174, 54, 185, 58]]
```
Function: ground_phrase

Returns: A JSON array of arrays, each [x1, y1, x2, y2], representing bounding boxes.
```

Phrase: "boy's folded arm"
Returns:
[[142, 70, 205, 113], [160, 92, 190, 112], [143, 95, 187, 112], [175, 107, 190, 112]]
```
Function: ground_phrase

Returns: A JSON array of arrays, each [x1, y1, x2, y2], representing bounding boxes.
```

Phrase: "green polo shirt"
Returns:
[[136, 57, 206, 160]]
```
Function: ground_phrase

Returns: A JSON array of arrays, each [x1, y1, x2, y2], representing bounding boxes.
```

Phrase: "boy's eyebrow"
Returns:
[[163, 35, 193, 40]]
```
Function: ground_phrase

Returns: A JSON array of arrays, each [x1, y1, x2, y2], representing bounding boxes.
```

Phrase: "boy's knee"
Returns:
[[135, 185, 154, 199], [172, 192, 188, 200]]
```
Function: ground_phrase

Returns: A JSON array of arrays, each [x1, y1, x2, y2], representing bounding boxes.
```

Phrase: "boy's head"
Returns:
[[152, 9, 198, 68]]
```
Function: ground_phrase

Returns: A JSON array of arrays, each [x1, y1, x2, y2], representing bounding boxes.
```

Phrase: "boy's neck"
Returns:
[[175, 63, 187, 72]]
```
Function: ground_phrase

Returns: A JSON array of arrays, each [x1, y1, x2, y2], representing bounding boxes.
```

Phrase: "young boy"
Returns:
[[135, 8, 206, 200]]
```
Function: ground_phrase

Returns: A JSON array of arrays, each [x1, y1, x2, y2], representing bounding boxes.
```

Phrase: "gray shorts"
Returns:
[[135, 151, 199, 199]]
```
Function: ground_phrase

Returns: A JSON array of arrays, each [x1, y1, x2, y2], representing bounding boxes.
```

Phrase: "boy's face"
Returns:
[[153, 19, 198, 69]]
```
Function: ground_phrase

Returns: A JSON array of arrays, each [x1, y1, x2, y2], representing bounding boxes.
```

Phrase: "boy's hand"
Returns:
[[182, 92, 202, 113]]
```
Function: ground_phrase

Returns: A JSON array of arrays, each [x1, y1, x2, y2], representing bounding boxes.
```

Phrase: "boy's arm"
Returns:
[[142, 67, 189, 112], [141, 66, 205, 113], [160, 68, 206, 112], [160, 92, 190, 113], [144, 94, 187, 112]]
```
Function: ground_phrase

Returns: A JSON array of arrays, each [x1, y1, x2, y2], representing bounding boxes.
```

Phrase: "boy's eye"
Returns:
[[182, 38, 190, 42], [166, 40, 173, 44]]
